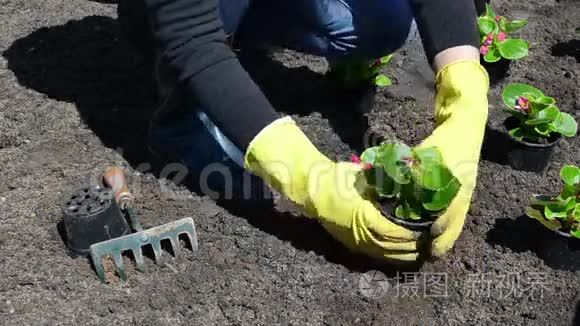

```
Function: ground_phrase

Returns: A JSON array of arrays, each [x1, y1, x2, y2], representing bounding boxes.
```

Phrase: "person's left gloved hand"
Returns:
[[244, 117, 421, 262], [417, 60, 489, 257]]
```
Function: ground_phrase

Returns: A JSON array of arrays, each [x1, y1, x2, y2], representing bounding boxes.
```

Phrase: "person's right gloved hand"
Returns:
[[244, 117, 420, 262]]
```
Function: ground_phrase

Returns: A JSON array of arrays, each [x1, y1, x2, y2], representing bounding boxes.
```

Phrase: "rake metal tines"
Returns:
[[89, 215, 198, 282]]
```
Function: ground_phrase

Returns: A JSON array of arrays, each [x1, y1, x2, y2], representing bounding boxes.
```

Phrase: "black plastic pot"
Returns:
[[62, 186, 130, 257], [536, 229, 580, 271], [481, 58, 511, 85], [377, 199, 434, 231], [483, 117, 560, 173]]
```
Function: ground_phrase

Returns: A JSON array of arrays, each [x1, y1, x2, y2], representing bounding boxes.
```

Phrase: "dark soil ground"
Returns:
[[1, 0, 579, 325]]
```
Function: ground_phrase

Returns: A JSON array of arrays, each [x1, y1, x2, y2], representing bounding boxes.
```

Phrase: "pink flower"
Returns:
[[514, 96, 531, 114], [484, 33, 494, 46], [497, 32, 507, 42], [351, 154, 373, 170], [480, 45, 489, 55], [495, 15, 503, 22]]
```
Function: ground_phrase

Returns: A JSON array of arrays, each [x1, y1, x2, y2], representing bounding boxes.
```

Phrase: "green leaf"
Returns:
[[395, 203, 421, 220], [530, 96, 556, 113], [544, 205, 565, 220], [498, 38, 529, 60], [375, 170, 399, 198], [573, 204, 580, 222], [561, 184, 578, 199], [536, 95, 556, 106], [377, 143, 412, 184], [395, 205, 406, 219], [423, 178, 461, 211], [478, 17, 496, 35], [374, 74, 392, 87], [483, 46, 502, 63], [504, 19, 528, 33], [379, 54, 393, 65], [412, 147, 443, 165], [529, 195, 561, 207], [571, 228, 580, 240], [560, 165, 580, 187], [508, 127, 524, 141], [360, 147, 379, 164], [365, 168, 399, 198], [502, 83, 544, 109], [526, 206, 562, 231], [498, 17, 507, 33], [485, 4, 496, 20], [522, 92, 539, 103], [544, 196, 576, 220], [533, 125, 551, 138], [524, 106, 559, 125], [412, 162, 456, 191], [525, 118, 554, 126], [552, 112, 578, 137]]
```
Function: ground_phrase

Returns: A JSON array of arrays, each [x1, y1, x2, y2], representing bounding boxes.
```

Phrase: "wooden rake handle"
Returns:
[[102, 166, 134, 208]]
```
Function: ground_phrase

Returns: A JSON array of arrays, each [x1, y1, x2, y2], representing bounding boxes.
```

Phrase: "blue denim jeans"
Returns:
[[159, 0, 415, 169], [223, 0, 414, 59]]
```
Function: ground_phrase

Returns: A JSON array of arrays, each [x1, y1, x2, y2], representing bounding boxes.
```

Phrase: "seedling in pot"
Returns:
[[478, 4, 529, 62], [502, 83, 578, 143], [526, 165, 580, 239], [353, 143, 461, 223]]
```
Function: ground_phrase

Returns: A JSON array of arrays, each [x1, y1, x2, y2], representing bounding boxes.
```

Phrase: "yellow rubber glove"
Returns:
[[417, 60, 489, 257], [244, 117, 420, 261]]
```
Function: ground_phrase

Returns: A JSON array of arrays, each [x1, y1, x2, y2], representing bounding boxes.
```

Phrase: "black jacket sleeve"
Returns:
[[143, 0, 278, 151], [410, 0, 480, 63]]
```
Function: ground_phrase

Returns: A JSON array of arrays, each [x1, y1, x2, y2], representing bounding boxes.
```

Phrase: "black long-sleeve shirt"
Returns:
[[142, 0, 479, 151]]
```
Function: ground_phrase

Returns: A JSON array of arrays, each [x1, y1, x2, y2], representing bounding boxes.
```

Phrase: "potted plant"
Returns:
[[352, 142, 461, 230], [478, 4, 529, 83], [496, 83, 577, 172], [525, 165, 580, 270]]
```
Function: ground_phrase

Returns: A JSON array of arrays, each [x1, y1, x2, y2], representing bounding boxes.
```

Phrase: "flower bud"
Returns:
[[497, 32, 507, 42], [480, 45, 489, 55], [350, 154, 362, 164]]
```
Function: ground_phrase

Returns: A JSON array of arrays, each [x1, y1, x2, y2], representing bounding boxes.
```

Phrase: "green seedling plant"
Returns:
[[352, 142, 461, 220], [330, 54, 394, 88], [502, 83, 578, 142], [526, 165, 580, 239], [370, 54, 394, 87], [478, 4, 529, 62]]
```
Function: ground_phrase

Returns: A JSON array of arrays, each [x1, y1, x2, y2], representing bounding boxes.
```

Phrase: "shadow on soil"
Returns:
[[3, 15, 418, 274], [551, 39, 580, 63], [486, 215, 580, 272], [575, 301, 580, 326]]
